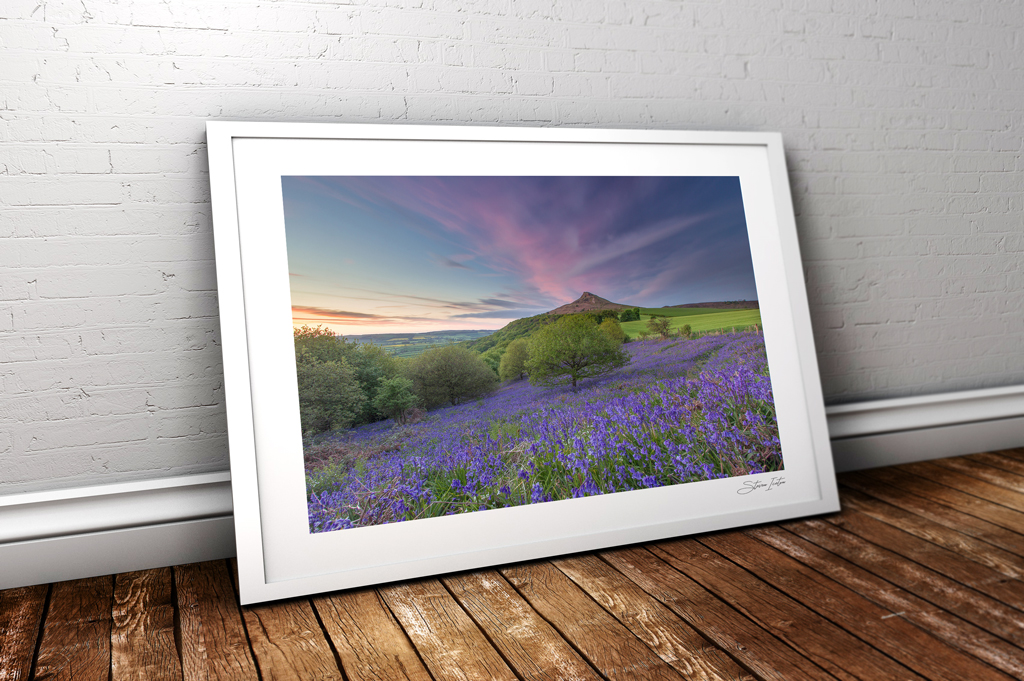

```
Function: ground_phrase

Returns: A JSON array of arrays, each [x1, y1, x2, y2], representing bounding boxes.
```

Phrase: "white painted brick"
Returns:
[[31, 266, 167, 298], [0, 147, 50, 175], [0, 176, 121, 206], [362, 8, 467, 40], [469, 18, 568, 47], [0, 333, 80, 363], [1, 0, 1023, 493]]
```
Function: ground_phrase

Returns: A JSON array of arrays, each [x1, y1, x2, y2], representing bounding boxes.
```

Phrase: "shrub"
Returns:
[[647, 316, 672, 339], [405, 345, 498, 408], [372, 376, 419, 424], [526, 314, 629, 388]]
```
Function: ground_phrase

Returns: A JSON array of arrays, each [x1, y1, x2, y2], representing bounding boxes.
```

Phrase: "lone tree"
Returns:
[[647, 316, 672, 339], [526, 314, 629, 388], [498, 338, 530, 381], [372, 376, 419, 424], [405, 345, 498, 408]]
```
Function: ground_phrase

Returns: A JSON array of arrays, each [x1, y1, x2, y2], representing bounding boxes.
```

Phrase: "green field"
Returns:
[[637, 307, 736, 317], [621, 308, 762, 338]]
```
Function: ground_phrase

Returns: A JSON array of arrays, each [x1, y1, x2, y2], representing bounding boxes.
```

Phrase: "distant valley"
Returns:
[[346, 329, 494, 357]]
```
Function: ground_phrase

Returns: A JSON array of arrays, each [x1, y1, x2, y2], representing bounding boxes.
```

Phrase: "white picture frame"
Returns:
[[206, 121, 838, 605]]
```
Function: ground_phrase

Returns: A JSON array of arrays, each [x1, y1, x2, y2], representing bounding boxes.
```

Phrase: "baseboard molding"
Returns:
[[829, 414, 1024, 473], [3, 384, 1023, 590], [0, 517, 236, 590], [0, 472, 235, 590], [825, 384, 1024, 472]]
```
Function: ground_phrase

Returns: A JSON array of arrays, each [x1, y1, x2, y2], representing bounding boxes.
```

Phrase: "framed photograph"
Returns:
[[207, 122, 838, 605]]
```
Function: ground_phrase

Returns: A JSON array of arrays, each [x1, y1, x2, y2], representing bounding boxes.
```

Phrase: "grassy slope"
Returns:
[[621, 309, 762, 338], [462, 313, 559, 354], [464, 307, 763, 351]]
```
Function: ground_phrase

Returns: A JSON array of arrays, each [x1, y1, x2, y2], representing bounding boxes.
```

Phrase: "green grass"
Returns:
[[462, 313, 558, 354], [621, 309, 762, 339], [636, 307, 736, 318]]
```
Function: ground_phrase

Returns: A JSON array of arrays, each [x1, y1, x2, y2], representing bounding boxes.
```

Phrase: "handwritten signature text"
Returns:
[[737, 476, 786, 495]]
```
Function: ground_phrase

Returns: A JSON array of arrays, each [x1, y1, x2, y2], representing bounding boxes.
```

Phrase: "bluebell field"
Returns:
[[307, 333, 781, 533]]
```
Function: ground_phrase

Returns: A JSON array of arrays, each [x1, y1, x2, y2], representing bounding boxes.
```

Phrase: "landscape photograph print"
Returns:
[[282, 175, 782, 534]]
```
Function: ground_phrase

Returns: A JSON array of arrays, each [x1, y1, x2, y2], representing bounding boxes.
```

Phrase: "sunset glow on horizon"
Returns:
[[282, 176, 757, 337]]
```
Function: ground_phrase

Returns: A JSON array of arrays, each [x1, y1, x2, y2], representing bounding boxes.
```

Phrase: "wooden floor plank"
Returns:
[[551, 554, 755, 681], [932, 456, 1024, 492], [600, 546, 838, 681], [501, 561, 684, 681], [903, 461, 1024, 514], [825, 507, 1024, 611], [963, 450, 1024, 478], [839, 486, 1024, 579], [175, 561, 258, 681], [380, 578, 518, 681], [33, 576, 113, 681], [702, 531, 1013, 681], [312, 588, 433, 681], [241, 598, 343, 681], [783, 517, 1024, 648], [443, 569, 603, 681], [6, 451, 1024, 681], [0, 584, 48, 681], [111, 568, 183, 681], [855, 465, 1024, 536], [840, 471, 1024, 558], [750, 525, 1024, 678], [651, 538, 923, 681]]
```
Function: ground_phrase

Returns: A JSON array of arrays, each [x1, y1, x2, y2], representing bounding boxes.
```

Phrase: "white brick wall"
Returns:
[[2, 0, 1022, 493]]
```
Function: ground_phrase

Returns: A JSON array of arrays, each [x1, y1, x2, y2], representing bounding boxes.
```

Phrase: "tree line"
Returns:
[[294, 312, 633, 437]]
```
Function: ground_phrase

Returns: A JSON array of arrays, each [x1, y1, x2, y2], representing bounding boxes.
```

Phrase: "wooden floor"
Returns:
[[3, 451, 1024, 680]]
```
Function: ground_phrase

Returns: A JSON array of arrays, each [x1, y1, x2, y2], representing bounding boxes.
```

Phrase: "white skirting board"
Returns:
[[827, 384, 1024, 472], [2, 385, 1023, 590]]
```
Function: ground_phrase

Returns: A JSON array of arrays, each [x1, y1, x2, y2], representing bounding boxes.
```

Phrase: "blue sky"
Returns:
[[282, 175, 757, 335]]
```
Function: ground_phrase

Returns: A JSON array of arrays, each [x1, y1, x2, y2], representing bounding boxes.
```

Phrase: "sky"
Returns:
[[282, 175, 758, 336]]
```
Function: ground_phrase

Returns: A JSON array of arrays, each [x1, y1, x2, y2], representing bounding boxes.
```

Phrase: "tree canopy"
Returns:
[[295, 356, 365, 436], [405, 344, 498, 408], [498, 338, 530, 381], [599, 317, 627, 344], [526, 314, 629, 388], [293, 325, 402, 432], [372, 376, 419, 424], [619, 307, 641, 323]]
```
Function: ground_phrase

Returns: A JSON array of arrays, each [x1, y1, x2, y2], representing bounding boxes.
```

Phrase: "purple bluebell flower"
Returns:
[[305, 333, 783, 532]]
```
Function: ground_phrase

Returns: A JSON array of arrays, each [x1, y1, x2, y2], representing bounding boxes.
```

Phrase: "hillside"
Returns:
[[548, 291, 629, 315], [462, 313, 559, 354]]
